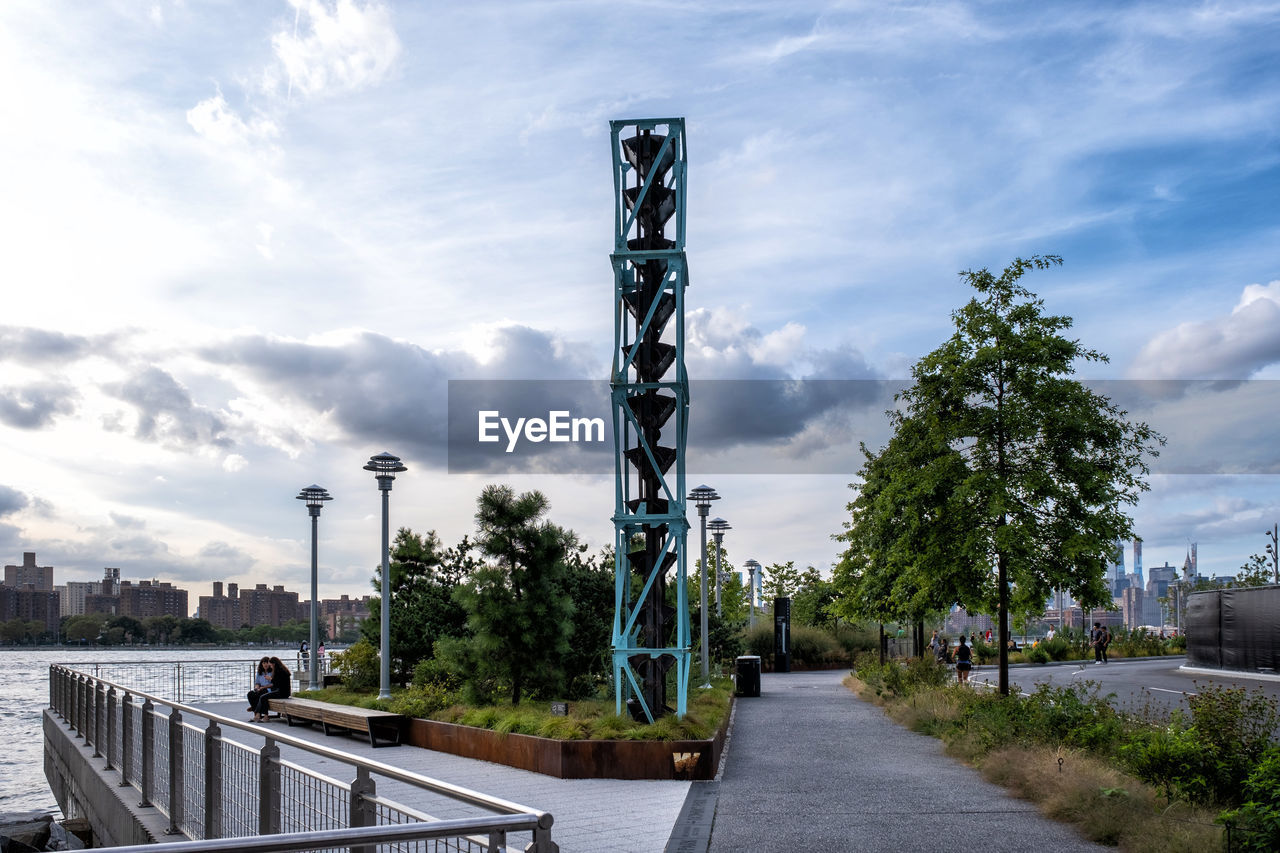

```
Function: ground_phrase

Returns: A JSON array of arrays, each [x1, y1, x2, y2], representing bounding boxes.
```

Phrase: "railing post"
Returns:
[[258, 737, 281, 836], [76, 675, 87, 737], [348, 766, 377, 853], [529, 814, 558, 853], [105, 687, 117, 770], [204, 721, 222, 840], [167, 707, 184, 834], [91, 680, 103, 757], [72, 676, 81, 732], [140, 697, 155, 807], [48, 665, 55, 709], [120, 692, 133, 786]]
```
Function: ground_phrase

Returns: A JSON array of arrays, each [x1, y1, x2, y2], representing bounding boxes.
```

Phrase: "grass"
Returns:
[[844, 670, 1227, 851], [297, 676, 734, 742]]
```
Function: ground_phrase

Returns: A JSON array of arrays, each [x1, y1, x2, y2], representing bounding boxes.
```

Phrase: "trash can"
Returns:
[[735, 655, 761, 697]]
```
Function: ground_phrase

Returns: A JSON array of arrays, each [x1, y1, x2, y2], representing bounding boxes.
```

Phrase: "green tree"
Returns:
[[449, 485, 577, 706], [791, 566, 838, 628], [761, 561, 801, 602], [1236, 554, 1274, 587], [64, 613, 107, 643], [362, 528, 470, 682], [834, 257, 1161, 694], [557, 546, 614, 698]]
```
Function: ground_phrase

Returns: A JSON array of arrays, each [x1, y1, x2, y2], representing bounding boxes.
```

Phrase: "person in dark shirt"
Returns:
[[253, 657, 292, 722]]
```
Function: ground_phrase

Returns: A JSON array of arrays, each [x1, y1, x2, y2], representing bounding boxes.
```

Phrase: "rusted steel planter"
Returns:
[[405, 703, 731, 780]]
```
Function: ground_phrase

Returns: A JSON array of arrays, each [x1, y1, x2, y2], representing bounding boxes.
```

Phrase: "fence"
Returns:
[[48, 663, 557, 852]]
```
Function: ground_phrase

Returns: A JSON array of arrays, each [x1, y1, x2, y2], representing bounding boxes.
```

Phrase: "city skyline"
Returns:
[[1, 2, 1278, 598]]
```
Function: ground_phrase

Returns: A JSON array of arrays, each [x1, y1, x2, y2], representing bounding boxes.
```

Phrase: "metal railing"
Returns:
[[49, 664, 557, 852]]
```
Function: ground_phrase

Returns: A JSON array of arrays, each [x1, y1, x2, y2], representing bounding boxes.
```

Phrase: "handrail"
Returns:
[[79, 815, 542, 853], [48, 663, 557, 852]]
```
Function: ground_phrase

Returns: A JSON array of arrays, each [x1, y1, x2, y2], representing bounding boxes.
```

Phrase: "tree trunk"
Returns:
[[997, 545, 1009, 696]]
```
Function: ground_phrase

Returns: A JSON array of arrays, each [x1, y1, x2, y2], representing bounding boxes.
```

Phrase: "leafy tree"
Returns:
[[448, 485, 577, 705], [761, 561, 801, 602], [791, 566, 839, 628], [362, 528, 470, 682], [1236, 554, 1274, 588], [557, 546, 614, 697], [834, 257, 1162, 694], [64, 613, 107, 643]]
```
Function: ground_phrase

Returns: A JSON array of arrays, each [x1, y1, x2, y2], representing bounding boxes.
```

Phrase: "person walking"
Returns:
[[955, 636, 973, 685], [1100, 625, 1111, 664], [1091, 623, 1104, 664], [928, 630, 940, 659]]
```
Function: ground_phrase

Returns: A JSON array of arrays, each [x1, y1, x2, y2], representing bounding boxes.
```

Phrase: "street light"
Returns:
[[743, 559, 761, 629], [364, 451, 406, 700], [295, 485, 332, 690], [1267, 524, 1279, 584], [707, 517, 731, 616], [688, 485, 720, 688]]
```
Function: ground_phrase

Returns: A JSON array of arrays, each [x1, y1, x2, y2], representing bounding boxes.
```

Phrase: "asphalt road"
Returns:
[[969, 656, 1280, 719]]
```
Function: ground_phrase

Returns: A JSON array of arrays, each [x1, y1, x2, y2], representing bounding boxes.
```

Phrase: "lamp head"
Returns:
[[688, 484, 720, 513], [364, 452, 407, 489], [295, 485, 333, 516]]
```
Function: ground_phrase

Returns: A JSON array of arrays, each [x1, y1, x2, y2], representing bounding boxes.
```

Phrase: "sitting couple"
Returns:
[[247, 656, 292, 722]]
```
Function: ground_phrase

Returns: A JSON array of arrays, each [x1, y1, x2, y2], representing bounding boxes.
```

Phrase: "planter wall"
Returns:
[[405, 705, 730, 781]]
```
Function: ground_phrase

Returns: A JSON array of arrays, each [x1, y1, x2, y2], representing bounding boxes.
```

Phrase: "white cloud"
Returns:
[[186, 90, 279, 148], [222, 454, 249, 473], [1129, 281, 1280, 379], [268, 0, 402, 99]]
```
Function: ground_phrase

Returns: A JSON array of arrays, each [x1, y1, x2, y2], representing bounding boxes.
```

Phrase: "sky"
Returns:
[[1, 0, 1279, 607]]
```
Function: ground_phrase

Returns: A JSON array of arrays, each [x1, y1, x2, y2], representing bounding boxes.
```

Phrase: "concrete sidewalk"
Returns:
[[195, 701, 689, 853], [706, 670, 1107, 852]]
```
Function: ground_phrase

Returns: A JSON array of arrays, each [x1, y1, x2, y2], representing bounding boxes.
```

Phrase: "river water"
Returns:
[[0, 648, 289, 817]]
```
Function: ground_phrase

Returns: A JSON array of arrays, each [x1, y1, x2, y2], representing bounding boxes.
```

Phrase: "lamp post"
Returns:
[[688, 485, 720, 688], [1267, 524, 1279, 584], [295, 485, 332, 690], [743, 559, 761, 629], [364, 452, 406, 700], [707, 517, 731, 616]]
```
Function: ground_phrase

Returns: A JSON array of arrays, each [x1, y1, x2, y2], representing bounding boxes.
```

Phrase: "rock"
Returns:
[[0, 811, 53, 852]]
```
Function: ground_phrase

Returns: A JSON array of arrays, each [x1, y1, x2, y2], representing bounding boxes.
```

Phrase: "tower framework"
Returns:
[[608, 118, 690, 721]]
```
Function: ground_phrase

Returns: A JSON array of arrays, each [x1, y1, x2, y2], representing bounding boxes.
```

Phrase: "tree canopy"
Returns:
[[834, 256, 1162, 693]]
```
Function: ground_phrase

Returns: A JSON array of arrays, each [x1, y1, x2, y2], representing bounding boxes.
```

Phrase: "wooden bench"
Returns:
[[268, 697, 406, 748]]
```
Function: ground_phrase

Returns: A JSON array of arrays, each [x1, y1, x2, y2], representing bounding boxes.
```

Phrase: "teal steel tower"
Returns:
[[608, 118, 690, 721]]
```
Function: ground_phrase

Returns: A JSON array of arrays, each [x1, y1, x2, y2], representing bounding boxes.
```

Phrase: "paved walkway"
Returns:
[[195, 701, 688, 853], [706, 670, 1107, 852]]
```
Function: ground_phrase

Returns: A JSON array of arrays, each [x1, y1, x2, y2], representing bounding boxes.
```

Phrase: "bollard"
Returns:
[[140, 697, 155, 807], [204, 721, 222, 840], [167, 707, 184, 834]]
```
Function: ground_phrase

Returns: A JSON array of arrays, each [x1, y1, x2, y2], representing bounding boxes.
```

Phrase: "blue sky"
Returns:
[[1, 0, 1278, 601]]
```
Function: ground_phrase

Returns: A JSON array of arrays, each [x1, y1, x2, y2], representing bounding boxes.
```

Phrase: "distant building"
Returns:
[[239, 584, 299, 628], [0, 583, 60, 634], [58, 580, 103, 617], [86, 579, 190, 620], [4, 552, 54, 590], [198, 581, 244, 630], [1120, 586, 1144, 628], [943, 606, 994, 637]]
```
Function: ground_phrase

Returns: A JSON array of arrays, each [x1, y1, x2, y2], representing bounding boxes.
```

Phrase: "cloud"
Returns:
[[186, 89, 280, 148], [1129, 281, 1280, 378], [197, 540, 253, 566], [0, 326, 97, 364], [0, 485, 29, 518], [0, 382, 79, 429], [109, 512, 146, 530], [104, 366, 233, 449], [267, 0, 401, 99]]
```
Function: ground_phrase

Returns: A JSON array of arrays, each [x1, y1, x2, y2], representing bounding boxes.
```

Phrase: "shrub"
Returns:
[[743, 624, 773, 658], [1025, 644, 1051, 664], [390, 682, 458, 719], [789, 624, 848, 667], [832, 622, 878, 656], [1041, 635, 1073, 662], [1219, 747, 1280, 851], [330, 640, 380, 691]]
